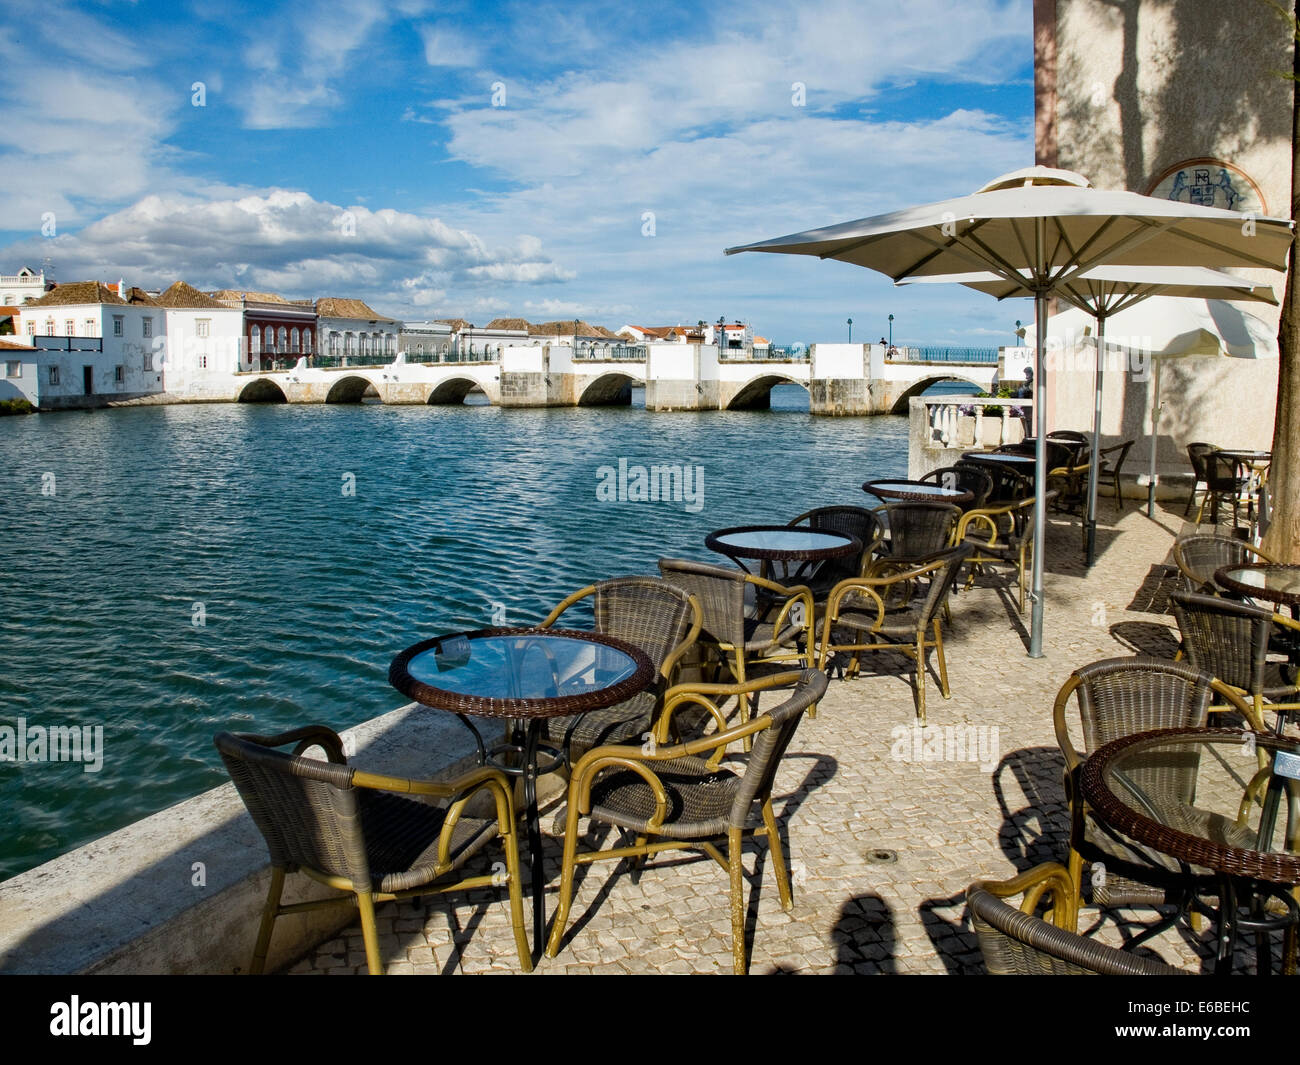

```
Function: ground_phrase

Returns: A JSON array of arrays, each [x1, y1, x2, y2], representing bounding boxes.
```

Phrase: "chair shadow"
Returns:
[[1109, 620, 1181, 659]]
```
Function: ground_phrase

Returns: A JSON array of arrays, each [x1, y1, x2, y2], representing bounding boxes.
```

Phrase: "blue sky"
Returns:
[[0, 0, 1035, 345]]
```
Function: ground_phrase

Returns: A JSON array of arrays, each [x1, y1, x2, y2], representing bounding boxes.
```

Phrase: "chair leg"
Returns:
[[1065, 846, 1084, 932], [249, 865, 286, 975], [914, 634, 927, 728], [728, 827, 748, 975], [501, 824, 533, 972], [762, 800, 793, 912], [356, 891, 384, 974], [734, 654, 753, 753], [544, 795, 584, 959], [933, 618, 950, 699]]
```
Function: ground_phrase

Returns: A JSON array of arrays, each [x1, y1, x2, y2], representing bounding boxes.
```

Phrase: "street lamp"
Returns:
[[1015, 319, 1023, 344], [846, 317, 853, 343], [888, 314, 894, 347]]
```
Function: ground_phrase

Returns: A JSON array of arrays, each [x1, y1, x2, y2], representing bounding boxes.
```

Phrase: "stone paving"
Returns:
[[292, 500, 1295, 975]]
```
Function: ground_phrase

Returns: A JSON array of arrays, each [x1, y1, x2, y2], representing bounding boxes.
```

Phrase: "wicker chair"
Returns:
[[1197, 450, 1249, 526], [817, 543, 972, 726], [544, 669, 829, 974], [1097, 440, 1134, 511], [872, 501, 961, 567], [786, 505, 884, 600], [539, 577, 702, 757], [1183, 442, 1216, 517], [956, 459, 1033, 505], [955, 495, 1041, 615], [214, 725, 531, 974], [1052, 656, 1260, 935], [967, 863, 1188, 975], [1169, 590, 1300, 731], [918, 464, 994, 511], [1171, 533, 1279, 594]]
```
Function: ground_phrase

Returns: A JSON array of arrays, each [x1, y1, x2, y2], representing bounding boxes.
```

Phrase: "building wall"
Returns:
[[161, 308, 246, 393], [15, 303, 164, 405], [1039, 0, 1293, 467], [316, 316, 399, 360]]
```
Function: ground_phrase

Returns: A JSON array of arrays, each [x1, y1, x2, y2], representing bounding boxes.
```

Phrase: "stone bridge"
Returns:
[[212, 343, 1006, 415]]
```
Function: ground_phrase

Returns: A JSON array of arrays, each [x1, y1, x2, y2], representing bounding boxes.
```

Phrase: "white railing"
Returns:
[[921, 396, 1030, 450]]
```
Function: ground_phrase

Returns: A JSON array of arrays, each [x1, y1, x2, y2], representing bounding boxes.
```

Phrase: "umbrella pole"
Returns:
[[1146, 358, 1161, 518], [1030, 290, 1048, 658], [1086, 318, 1105, 566]]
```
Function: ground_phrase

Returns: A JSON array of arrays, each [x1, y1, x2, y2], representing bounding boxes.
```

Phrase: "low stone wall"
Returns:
[[0, 704, 487, 975]]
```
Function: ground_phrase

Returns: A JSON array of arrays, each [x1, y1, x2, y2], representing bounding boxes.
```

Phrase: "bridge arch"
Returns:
[[426, 377, 485, 405], [888, 375, 989, 415], [325, 375, 380, 404], [578, 372, 643, 407], [725, 374, 808, 411], [237, 377, 288, 403]]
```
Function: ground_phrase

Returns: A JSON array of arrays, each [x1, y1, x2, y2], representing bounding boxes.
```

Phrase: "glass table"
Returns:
[[1080, 726, 1300, 974], [1216, 564, 1300, 616], [389, 627, 655, 957], [862, 478, 973, 507], [706, 525, 861, 582]]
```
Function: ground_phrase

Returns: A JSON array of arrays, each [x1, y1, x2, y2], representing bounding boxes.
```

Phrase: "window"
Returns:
[[113, 316, 124, 337], [115, 365, 125, 384], [303, 330, 312, 353], [264, 326, 273, 351], [84, 318, 96, 336], [195, 319, 210, 338], [198, 354, 208, 370], [249, 328, 260, 354], [142, 317, 153, 338], [143, 351, 153, 371], [330, 333, 340, 355], [277, 326, 287, 351], [48, 365, 59, 385], [5, 361, 19, 378], [25, 320, 35, 336], [290, 327, 300, 353], [65, 318, 75, 335], [45, 318, 55, 336]]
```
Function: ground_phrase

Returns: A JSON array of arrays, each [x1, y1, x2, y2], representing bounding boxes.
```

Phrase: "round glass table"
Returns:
[[862, 478, 973, 507], [960, 450, 1036, 468], [1080, 726, 1300, 974], [390, 627, 655, 956], [706, 525, 861, 581], [1215, 564, 1300, 614]]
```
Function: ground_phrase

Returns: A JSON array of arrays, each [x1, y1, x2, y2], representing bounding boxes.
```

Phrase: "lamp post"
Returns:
[[846, 317, 852, 343], [1015, 319, 1022, 344], [888, 314, 894, 347]]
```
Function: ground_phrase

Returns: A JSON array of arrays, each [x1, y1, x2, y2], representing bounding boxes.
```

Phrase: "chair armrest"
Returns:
[[659, 594, 704, 681], [968, 861, 1077, 929], [539, 584, 596, 627], [746, 575, 814, 640], [656, 670, 808, 743], [253, 725, 347, 764]]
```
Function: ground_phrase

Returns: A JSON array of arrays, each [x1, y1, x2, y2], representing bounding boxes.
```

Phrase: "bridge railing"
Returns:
[[719, 347, 809, 362], [892, 345, 998, 364], [574, 344, 646, 361]]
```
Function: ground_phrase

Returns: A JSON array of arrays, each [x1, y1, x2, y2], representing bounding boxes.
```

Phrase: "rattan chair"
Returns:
[[657, 558, 815, 739], [1198, 450, 1249, 526], [786, 505, 884, 600], [214, 725, 531, 974], [1183, 442, 1215, 517], [955, 495, 1041, 615], [1169, 590, 1300, 730], [1052, 656, 1260, 935], [871, 501, 961, 567], [956, 459, 1033, 505], [918, 465, 994, 511], [539, 577, 702, 757], [1171, 533, 1279, 594], [1097, 440, 1134, 511], [967, 863, 1188, 975], [817, 543, 972, 726], [544, 669, 829, 974]]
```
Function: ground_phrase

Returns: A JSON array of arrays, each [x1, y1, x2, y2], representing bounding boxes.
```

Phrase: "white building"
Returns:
[[0, 267, 53, 307], [14, 281, 165, 408], [156, 281, 246, 395], [314, 297, 400, 362], [398, 320, 454, 359]]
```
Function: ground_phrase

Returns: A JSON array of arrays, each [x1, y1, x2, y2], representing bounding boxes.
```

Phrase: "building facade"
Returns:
[[314, 298, 400, 362], [211, 290, 317, 371], [157, 281, 246, 392]]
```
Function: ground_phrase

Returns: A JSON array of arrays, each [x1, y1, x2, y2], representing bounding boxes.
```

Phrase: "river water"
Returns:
[[0, 385, 920, 879]]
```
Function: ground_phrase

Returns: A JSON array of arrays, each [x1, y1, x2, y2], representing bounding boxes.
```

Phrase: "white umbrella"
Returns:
[[725, 166, 1293, 658], [1026, 295, 1280, 518], [906, 267, 1276, 563]]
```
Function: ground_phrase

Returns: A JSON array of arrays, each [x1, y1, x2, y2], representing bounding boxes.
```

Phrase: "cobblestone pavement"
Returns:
[[293, 502, 1295, 975]]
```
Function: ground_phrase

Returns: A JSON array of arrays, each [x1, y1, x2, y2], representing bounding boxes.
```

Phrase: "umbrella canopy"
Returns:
[[725, 166, 1293, 658], [907, 267, 1277, 562]]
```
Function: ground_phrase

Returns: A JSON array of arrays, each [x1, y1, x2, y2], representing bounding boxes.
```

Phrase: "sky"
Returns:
[[0, 0, 1036, 346]]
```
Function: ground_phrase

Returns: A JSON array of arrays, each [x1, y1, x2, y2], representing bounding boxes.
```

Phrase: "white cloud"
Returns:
[[0, 190, 573, 317], [419, 24, 484, 68]]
